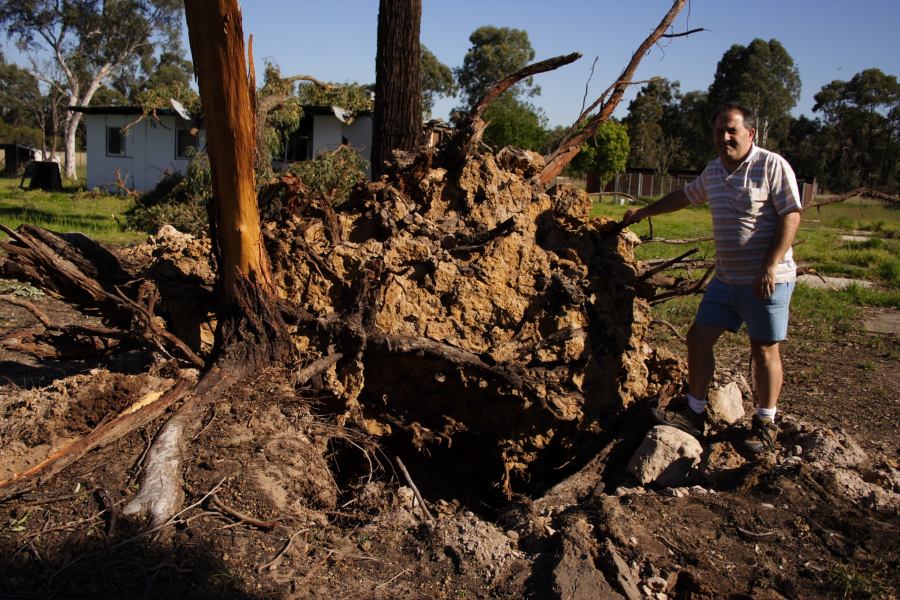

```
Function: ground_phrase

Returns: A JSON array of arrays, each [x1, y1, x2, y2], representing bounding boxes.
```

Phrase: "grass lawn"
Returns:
[[0, 177, 144, 246], [591, 193, 900, 342]]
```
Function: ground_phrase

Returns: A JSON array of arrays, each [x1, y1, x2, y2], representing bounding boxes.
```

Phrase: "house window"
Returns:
[[106, 127, 126, 156], [176, 127, 198, 159]]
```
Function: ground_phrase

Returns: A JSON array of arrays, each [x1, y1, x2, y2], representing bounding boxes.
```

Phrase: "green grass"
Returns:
[[797, 198, 900, 289], [0, 177, 144, 245]]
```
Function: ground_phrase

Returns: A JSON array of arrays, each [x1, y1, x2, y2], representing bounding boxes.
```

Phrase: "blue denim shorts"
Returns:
[[694, 277, 795, 342]]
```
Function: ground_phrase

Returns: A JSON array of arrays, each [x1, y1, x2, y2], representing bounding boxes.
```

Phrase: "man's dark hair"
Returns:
[[712, 103, 757, 130]]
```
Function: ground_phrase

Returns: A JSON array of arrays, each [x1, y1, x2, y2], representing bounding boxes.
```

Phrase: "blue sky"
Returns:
[[233, 0, 899, 127], [4, 1, 898, 128]]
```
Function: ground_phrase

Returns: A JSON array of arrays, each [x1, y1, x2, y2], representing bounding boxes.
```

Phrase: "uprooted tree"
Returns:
[[0, 0, 705, 518]]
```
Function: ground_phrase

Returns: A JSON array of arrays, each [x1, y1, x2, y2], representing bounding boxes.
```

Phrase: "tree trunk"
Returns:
[[371, 0, 423, 179], [63, 106, 81, 180], [184, 0, 274, 304]]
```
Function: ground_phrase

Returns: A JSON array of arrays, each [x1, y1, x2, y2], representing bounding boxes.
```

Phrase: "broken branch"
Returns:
[[539, 0, 687, 185]]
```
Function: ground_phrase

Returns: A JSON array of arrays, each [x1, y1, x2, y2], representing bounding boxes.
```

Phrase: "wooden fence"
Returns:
[[588, 168, 817, 205]]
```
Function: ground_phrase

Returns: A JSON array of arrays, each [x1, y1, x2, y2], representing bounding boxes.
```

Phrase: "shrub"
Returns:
[[125, 150, 212, 236], [285, 146, 369, 205]]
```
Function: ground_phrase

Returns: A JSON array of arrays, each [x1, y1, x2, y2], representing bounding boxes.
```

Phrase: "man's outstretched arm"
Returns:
[[622, 188, 691, 225]]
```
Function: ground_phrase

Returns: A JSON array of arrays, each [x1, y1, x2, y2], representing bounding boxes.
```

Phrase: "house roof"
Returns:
[[70, 104, 372, 120], [69, 105, 183, 116]]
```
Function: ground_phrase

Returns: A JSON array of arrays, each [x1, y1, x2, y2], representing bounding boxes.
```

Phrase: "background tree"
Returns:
[[0, 0, 182, 179], [0, 51, 44, 147], [421, 45, 455, 119], [707, 38, 800, 148], [296, 81, 375, 111], [569, 120, 629, 186], [455, 26, 538, 108], [780, 115, 827, 184], [131, 48, 197, 109], [481, 95, 547, 151], [371, 0, 422, 179], [661, 90, 712, 170], [812, 68, 900, 191], [623, 78, 679, 173]]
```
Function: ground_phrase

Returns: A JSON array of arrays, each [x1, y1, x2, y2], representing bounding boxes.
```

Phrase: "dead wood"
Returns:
[[803, 186, 900, 211], [539, 0, 688, 186], [0, 381, 190, 501], [446, 52, 581, 164], [641, 235, 713, 244], [0, 224, 204, 366]]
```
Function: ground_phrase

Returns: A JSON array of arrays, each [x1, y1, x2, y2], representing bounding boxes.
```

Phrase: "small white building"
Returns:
[[72, 105, 373, 192], [71, 106, 208, 192]]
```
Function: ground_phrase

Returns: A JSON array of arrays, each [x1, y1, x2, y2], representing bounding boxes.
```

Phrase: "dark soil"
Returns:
[[1, 282, 898, 599]]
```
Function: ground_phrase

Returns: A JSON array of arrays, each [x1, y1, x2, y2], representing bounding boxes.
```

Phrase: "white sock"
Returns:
[[756, 406, 777, 421], [687, 393, 707, 414]]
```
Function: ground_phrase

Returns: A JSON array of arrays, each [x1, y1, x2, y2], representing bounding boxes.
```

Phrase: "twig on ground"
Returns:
[[373, 568, 412, 591], [0, 295, 53, 327], [191, 403, 219, 440], [258, 528, 308, 573], [395, 457, 433, 522], [641, 235, 713, 245], [650, 319, 687, 343], [736, 526, 777, 538], [210, 493, 278, 530]]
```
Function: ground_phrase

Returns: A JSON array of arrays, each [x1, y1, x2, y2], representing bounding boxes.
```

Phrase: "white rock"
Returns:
[[647, 575, 668, 591], [627, 426, 703, 487], [707, 381, 745, 425]]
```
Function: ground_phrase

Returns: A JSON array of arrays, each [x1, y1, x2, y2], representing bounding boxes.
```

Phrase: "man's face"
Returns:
[[713, 109, 755, 169]]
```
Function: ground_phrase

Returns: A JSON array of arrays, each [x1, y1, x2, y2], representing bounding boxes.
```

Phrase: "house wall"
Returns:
[[311, 115, 343, 158], [343, 118, 372, 165], [84, 114, 206, 192]]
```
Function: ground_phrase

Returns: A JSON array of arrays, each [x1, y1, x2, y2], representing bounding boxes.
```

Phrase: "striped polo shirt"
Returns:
[[683, 145, 802, 285]]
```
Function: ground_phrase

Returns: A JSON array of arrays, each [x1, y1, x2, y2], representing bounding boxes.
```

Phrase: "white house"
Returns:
[[71, 106, 207, 192], [72, 105, 373, 192]]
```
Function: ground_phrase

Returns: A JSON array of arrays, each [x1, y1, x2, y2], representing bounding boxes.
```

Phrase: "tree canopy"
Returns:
[[570, 120, 630, 186], [455, 26, 538, 108], [481, 95, 547, 152], [421, 45, 455, 119], [810, 68, 899, 191], [707, 38, 800, 149]]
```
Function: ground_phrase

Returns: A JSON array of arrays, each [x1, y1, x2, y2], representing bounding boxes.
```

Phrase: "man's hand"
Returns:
[[622, 207, 645, 226], [754, 266, 777, 299]]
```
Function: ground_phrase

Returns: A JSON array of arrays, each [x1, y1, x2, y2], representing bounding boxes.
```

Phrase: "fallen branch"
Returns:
[[803, 187, 899, 211], [539, 0, 688, 186], [650, 265, 715, 305], [636, 248, 699, 282], [0, 381, 190, 501], [395, 457, 433, 522], [641, 235, 713, 245], [649, 319, 686, 343], [0, 224, 204, 367]]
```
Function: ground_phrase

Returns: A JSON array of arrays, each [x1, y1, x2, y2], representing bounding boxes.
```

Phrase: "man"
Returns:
[[623, 103, 802, 453]]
